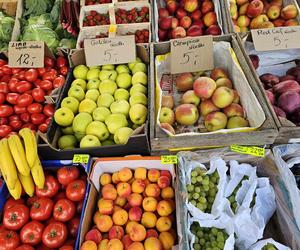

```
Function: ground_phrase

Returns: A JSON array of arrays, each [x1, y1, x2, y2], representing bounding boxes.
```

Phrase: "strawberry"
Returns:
[[86, 15, 93, 20], [90, 10, 97, 16]]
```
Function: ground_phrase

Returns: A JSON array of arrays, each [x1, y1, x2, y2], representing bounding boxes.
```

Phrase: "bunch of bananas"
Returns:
[[0, 128, 45, 200]]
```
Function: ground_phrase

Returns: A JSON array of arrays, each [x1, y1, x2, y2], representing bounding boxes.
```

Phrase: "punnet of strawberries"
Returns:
[[115, 7, 149, 24], [83, 10, 110, 27], [127, 29, 150, 43], [85, 0, 112, 5]]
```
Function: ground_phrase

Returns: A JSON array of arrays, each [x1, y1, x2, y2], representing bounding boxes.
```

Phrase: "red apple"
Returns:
[[184, 0, 198, 13], [171, 26, 187, 38], [159, 8, 170, 18], [166, 0, 179, 14], [176, 7, 187, 19], [187, 25, 203, 36], [246, 0, 264, 18], [159, 16, 173, 30], [180, 16, 192, 29], [191, 10, 202, 20], [158, 28, 168, 41], [172, 17, 179, 29], [192, 20, 205, 29], [201, 1, 214, 14], [205, 25, 221, 35]]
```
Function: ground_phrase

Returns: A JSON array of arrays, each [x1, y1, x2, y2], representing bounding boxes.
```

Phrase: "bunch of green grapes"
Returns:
[[228, 176, 248, 212], [190, 222, 229, 250], [186, 167, 219, 213], [262, 243, 277, 250]]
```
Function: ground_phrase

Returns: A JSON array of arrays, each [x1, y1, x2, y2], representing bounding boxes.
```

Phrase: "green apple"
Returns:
[[130, 84, 147, 95], [75, 133, 85, 142], [71, 79, 87, 91], [128, 57, 142, 71], [129, 93, 148, 106], [116, 73, 132, 89], [114, 89, 130, 101], [73, 65, 89, 80], [54, 107, 74, 127], [58, 135, 77, 149], [129, 104, 147, 125], [110, 100, 130, 117], [116, 65, 130, 74], [80, 135, 101, 148], [61, 97, 79, 113], [68, 86, 85, 101], [132, 72, 147, 85], [99, 79, 117, 95], [102, 65, 115, 70], [99, 70, 117, 81], [132, 63, 147, 74], [114, 127, 133, 144], [105, 114, 128, 134], [86, 121, 109, 141], [97, 93, 114, 108], [102, 140, 115, 146], [72, 112, 93, 134], [85, 89, 100, 102], [87, 68, 100, 80], [79, 99, 97, 114], [92, 107, 111, 122], [61, 126, 73, 135], [87, 79, 101, 90]]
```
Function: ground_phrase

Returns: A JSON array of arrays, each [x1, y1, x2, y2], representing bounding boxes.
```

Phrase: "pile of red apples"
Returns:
[[157, 0, 221, 41], [159, 68, 250, 134], [230, 0, 299, 32]]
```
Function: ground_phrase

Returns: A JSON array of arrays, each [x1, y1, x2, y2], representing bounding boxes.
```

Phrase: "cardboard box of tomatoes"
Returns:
[[0, 157, 92, 250]]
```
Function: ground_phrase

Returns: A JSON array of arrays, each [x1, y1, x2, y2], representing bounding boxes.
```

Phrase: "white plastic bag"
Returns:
[[249, 238, 291, 250]]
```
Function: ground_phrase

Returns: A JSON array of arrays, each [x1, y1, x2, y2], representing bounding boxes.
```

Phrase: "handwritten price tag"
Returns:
[[84, 36, 136, 67], [73, 154, 90, 164], [170, 36, 214, 74], [251, 26, 300, 51], [161, 155, 178, 164], [230, 145, 265, 157], [8, 41, 44, 68]]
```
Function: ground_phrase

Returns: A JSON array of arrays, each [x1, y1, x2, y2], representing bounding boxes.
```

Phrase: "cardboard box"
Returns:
[[237, 32, 300, 143], [38, 45, 151, 158], [78, 155, 184, 248], [149, 34, 278, 152]]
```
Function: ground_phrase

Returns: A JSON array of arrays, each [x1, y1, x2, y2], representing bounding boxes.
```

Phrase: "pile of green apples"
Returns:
[[54, 58, 148, 149]]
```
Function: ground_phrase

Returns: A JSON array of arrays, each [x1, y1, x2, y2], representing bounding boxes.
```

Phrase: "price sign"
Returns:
[[251, 26, 300, 51], [73, 154, 90, 165], [170, 36, 214, 74], [84, 36, 136, 67], [230, 145, 265, 157], [8, 41, 44, 68], [161, 155, 178, 164]]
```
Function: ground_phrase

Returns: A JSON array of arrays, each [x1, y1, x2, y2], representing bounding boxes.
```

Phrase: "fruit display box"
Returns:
[[237, 32, 300, 143], [149, 34, 278, 152], [76, 22, 151, 49], [0, 158, 93, 250], [224, 0, 300, 33], [38, 45, 151, 159], [78, 155, 184, 248], [177, 148, 300, 250]]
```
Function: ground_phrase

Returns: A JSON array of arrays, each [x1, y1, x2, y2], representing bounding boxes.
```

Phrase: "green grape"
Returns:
[[203, 185, 210, 191], [191, 170, 198, 177], [192, 177, 197, 184], [191, 200, 197, 206], [263, 243, 278, 250], [228, 195, 235, 203], [197, 230, 203, 238], [197, 203, 207, 211], [195, 167, 203, 174], [199, 239, 206, 246], [193, 193, 200, 199], [209, 189, 216, 197], [187, 184, 194, 192], [211, 238, 217, 245], [194, 243, 201, 250], [195, 187, 201, 193], [197, 176, 203, 182], [217, 242, 225, 249], [211, 228, 218, 236], [199, 197, 207, 204], [213, 247, 220, 250], [188, 193, 193, 200], [209, 182, 215, 188], [200, 192, 206, 197], [210, 176, 217, 183]]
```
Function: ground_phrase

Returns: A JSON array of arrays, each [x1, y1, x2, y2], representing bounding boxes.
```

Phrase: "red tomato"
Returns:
[[0, 93, 5, 104], [76, 200, 83, 214], [0, 105, 13, 117], [8, 78, 18, 92], [32, 88, 45, 103], [30, 198, 54, 221], [39, 80, 53, 91], [44, 57, 55, 68], [0, 117, 8, 125], [10, 120, 22, 131], [0, 59, 7, 66], [9, 115, 19, 122], [16, 245, 35, 250], [57, 167, 80, 186], [17, 71, 25, 80], [43, 104, 55, 117], [38, 123, 48, 133], [53, 75, 65, 89], [21, 123, 37, 131], [6, 93, 20, 105], [20, 221, 44, 246], [25, 69, 38, 83], [20, 113, 31, 123], [17, 94, 33, 107], [31, 113, 46, 125], [3, 204, 29, 230], [27, 103, 43, 114], [60, 66, 68, 76], [0, 230, 20, 250], [68, 217, 80, 237], [66, 180, 86, 202], [36, 175, 60, 198], [42, 222, 68, 248], [56, 57, 67, 68], [45, 117, 52, 125], [53, 199, 76, 222], [16, 81, 32, 93], [2, 65, 12, 75], [42, 70, 57, 82], [26, 196, 39, 207], [4, 198, 25, 211], [37, 68, 46, 77], [11, 68, 21, 75], [0, 82, 9, 94]]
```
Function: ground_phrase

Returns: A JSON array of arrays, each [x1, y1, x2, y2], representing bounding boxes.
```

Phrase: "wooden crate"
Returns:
[[149, 34, 278, 153], [237, 33, 300, 144]]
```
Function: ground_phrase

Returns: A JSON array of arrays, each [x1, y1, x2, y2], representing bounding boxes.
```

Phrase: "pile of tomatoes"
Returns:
[[0, 56, 69, 138], [0, 166, 87, 250]]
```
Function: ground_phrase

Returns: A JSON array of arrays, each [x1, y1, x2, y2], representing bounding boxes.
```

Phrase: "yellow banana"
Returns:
[[0, 139, 19, 190], [31, 158, 45, 189], [7, 178, 22, 200], [19, 128, 38, 168], [8, 135, 30, 176], [18, 173, 34, 197]]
